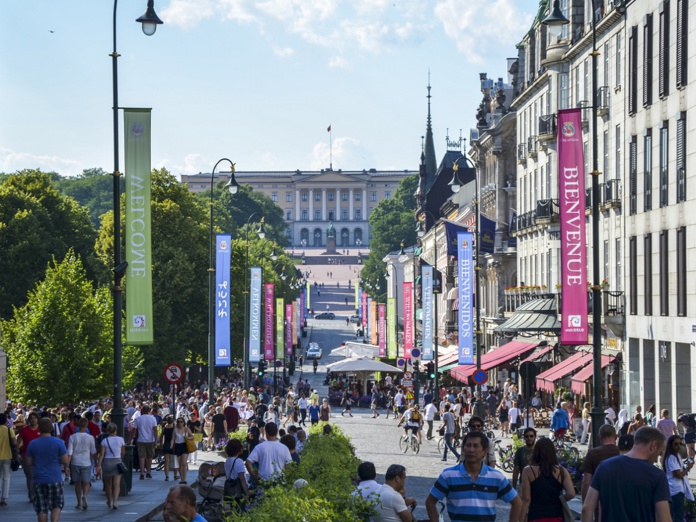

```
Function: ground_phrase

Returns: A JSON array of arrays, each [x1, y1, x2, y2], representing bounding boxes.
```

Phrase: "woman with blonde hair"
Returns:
[[98, 423, 125, 510]]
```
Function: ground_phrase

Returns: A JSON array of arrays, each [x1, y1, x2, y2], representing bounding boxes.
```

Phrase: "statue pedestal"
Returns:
[[326, 237, 337, 254]]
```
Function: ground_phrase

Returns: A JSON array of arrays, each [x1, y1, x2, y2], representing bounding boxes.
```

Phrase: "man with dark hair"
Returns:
[[512, 427, 536, 489], [17, 411, 41, 502], [581, 426, 671, 522], [66, 418, 97, 510], [467, 417, 496, 468], [25, 418, 70, 522], [132, 404, 158, 480], [163, 484, 207, 522], [353, 461, 380, 508], [580, 423, 619, 502], [375, 464, 416, 522], [438, 404, 459, 463], [426, 432, 521, 522], [245, 422, 292, 482]]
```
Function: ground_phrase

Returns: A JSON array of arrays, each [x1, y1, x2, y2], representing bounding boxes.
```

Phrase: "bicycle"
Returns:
[[494, 439, 515, 472], [437, 433, 460, 455], [399, 431, 420, 454], [553, 435, 580, 461]]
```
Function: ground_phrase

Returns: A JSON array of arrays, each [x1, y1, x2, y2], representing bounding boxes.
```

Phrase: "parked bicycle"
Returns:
[[494, 439, 515, 472]]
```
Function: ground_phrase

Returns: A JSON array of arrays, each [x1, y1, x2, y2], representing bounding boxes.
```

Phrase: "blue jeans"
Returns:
[[443, 433, 459, 461], [671, 492, 684, 522]]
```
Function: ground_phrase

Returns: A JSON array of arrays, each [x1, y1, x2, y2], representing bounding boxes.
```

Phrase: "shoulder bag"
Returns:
[[8, 426, 20, 471], [105, 437, 128, 474], [185, 433, 197, 454], [224, 457, 245, 501]]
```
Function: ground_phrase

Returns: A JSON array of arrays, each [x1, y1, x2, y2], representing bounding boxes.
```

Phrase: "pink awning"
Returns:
[[437, 351, 459, 368], [535, 352, 593, 393], [449, 340, 539, 383], [570, 355, 616, 394], [520, 343, 554, 364]]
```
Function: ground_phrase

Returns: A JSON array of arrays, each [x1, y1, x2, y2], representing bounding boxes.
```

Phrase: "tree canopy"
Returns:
[[53, 168, 118, 229]]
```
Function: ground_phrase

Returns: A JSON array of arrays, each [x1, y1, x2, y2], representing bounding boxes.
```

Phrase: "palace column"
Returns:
[[309, 189, 314, 221], [322, 189, 327, 221], [349, 188, 354, 221]]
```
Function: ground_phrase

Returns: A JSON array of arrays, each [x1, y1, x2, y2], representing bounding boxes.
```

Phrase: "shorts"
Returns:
[[33, 482, 64, 514], [174, 442, 188, 456], [69, 464, 91, 483], [685, 432, 696, 444], [554, 428, 567, 439], [406, 425, 420, 434], [102, 458, 122, 478], [398, 406, 406, 414], [138, 441, 156, 460], [311, 418, 319, 425]]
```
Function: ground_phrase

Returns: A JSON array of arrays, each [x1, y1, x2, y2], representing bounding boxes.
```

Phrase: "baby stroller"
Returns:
[[196, 461, 227, 522]]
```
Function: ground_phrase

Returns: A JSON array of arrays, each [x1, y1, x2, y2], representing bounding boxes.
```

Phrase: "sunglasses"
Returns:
[[470, 425, 483, 429], [525, 435, 536, 439]]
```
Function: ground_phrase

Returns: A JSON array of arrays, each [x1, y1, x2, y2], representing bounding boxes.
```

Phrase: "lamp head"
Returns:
[[224, 168, 239, 194], [136, 0, 163, 36], [257, 217, 266, 239], [449, 160, 462, 194], [542, 0, 569, 40], [271, 249, 278, 261]]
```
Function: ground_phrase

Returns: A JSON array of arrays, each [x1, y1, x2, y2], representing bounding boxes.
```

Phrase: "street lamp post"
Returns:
[[110, 0, 162, 440], [242, 215, 266, 390], [543, 0, 604, 449], [416, 212, 440, 395], [207, 160, 240, 408]]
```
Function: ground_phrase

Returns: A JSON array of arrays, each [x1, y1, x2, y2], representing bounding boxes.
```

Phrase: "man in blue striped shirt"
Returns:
[[425, 431, 521, 522]]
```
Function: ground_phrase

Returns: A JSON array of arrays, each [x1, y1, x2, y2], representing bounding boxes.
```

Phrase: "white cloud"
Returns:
[[273, 46, 294, 57], [434, 0, 533, 63], [160, 0, 222, 30], [309, 136, 375, 171], [328, 56, 349, 69], [0, 147, 82, 177], [160, 153, 210, 178]]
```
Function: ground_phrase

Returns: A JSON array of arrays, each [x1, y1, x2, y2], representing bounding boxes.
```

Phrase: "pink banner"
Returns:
[[378, 304, 386, 356], [403, 282, 413, 358], [370, 300, 377, 345], [362, 291, 368, 327], [264, 283, 275, 360], [558, 108, 589, 345], [285, 304, 293, 356]]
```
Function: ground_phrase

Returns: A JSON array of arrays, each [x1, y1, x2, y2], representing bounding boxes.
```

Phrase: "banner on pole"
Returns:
[[558, 108, 589, 345], [362, 291, 368, 327], [276, 298, 284, 361], [124, 109, 153, 344], [355, 283, 359, 310], [457, 232, 475, 365], [292, 301, 299, 344], [285, 303, 293, 356], [378, 304, 386, 356], [299, 291, 305, 325], [421, 266, 434, 360], [387, 297, 397, 358], [214, 234, 231, 366], [264, 283, 274, 361], [249, 267, 262, 363], [306, 281, 311, 310], [370, 299, 377, 345], [403, 282, 413, 358]]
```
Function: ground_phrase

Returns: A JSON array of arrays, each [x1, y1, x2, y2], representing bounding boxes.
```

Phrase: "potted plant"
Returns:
[[601, 278, 609, 289]]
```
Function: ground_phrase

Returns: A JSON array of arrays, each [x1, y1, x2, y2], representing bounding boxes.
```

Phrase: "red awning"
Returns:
[[520, 343, 554, 364], [449, 340, 539, 382], [535, 352, 593, 393], [570, 355, 616, 394], [437, 351, 459, 368]]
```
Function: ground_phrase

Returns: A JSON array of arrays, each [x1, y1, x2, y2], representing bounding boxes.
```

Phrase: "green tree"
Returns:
[[54, 168, 117, 229], [2, 251, 117, 404], [0, 170, 105, 320]]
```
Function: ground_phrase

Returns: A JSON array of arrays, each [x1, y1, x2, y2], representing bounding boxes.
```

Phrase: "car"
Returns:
[[314, 312, 335, 319], [349, 315, 360, 324], [306, 346, 323, 359]]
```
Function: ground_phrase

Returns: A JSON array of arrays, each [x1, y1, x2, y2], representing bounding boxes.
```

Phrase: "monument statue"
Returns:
[[327, 221, 336, 238]]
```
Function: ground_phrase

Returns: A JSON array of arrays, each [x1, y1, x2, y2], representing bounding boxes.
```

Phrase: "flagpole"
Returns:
[[328, 124, 333, 170]]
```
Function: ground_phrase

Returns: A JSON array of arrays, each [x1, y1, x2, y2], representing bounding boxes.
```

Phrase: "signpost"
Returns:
[[402, 371, 413, 389], [164, 363, 184, 384], [471, 369, 488, 386]]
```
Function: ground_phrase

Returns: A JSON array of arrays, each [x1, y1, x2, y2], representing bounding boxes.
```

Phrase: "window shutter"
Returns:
[[630, 137, 638, 214], [643, 15, 653, 107], [677, 0, 688, 88], [629, 27, 638, 114], [659, 3, 669, 98]]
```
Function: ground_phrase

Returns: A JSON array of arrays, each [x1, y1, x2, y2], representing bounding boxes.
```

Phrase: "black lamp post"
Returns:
[[416, 211, 440, 394], [207, 160, 239, 408], [543, 0, 603, 449], [242, 215, 266, 390], [110, 0, 162, 440]]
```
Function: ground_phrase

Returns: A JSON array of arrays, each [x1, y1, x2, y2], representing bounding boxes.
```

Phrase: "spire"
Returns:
[[424, 72, 437, 181]]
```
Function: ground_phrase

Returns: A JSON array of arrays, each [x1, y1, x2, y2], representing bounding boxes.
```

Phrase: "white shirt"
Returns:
[[133, 414, 158, 443], [101, 436, 125, 459], [374, 483, 408, 522], [666, 454, 695, 500], [246, 440, 292, 481], [354, 479, 381, 499], [394, 392, 404, 407], [424, 403, 437, 422], [68, 432, 96, 467], [509, 407, 520, 424]]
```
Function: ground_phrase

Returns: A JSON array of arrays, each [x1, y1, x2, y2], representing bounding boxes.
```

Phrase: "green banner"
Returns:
[[276, 298, 284, 361], [387, 297, 396, 358], [124, 109, 153, 345], [354, 282, 359, 309], [306, 281, 311, 310]]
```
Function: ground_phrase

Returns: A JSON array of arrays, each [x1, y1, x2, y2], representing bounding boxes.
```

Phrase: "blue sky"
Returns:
[[1, 0, 540, 179]]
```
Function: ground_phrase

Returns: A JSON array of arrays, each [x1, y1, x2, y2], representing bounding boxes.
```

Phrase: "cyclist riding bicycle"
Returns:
[[399, 404, 424, 444]]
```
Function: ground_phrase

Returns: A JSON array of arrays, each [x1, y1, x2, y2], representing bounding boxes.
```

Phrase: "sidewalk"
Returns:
[[3, 451, 225, 522]]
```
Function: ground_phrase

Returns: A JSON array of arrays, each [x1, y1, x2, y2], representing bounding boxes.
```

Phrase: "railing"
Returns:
[[585, 188, 592, 210], [535, 199, 559, 221], [517, 143, 527, 163], [604, 290, 625, 316], [517, 210, 537, 231], [504, 291, 555, 314], [527, 136, 538, 158], [577, 100, 590, 127], [538, 114, 557, 138], [604, 179, 621, 205], [597, 86, 610, 115]]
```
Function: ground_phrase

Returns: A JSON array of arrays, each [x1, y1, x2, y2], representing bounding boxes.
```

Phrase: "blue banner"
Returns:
[[358, 288, 363, 319], [457, 232, 474, 365], [422, 265, 433, 360], [249, 267, 262, 363], [215, 234, 231, 366], [480, 214, 496, 254], [445, 221, 470, 256]]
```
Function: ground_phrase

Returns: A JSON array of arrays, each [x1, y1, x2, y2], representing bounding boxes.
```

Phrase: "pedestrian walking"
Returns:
[[66, 417, 97, 510], [580, 424, 619, 502], [656, 409, 679, 438], [0, 412, 17, 507], [438, 404, 459, 462], [132, 404, 158, 480], [512, 427, 537, 489], [17, 411, 41, 503], [663, 434, 694, 522], [25, 418, 70, 522], [98, 422, 126, 510]]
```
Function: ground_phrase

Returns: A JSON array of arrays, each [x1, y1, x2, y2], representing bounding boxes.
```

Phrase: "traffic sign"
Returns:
[[471, 369, 488, 385], [402, 371, 413, 389], [164, 363, 184, 384]]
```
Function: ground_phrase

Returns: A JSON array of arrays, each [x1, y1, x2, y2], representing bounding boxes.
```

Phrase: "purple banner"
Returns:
[[558, 109, 589, 344], [403, 282, 413, 359], [457, 232, 474, 365], [362, 291, 368, 327], [264, 283, 274, 361], [214, 235, 231, 366], [285, 304, 293, 356], [300, 291, 305, 326], [378, 304, 386, 356]]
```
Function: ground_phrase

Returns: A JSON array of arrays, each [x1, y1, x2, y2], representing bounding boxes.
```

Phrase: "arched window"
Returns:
[[341, 228, 349, 247], [354, 228, 363, 245], [300, 229, 309, 245], [313, 228, 322, 247]]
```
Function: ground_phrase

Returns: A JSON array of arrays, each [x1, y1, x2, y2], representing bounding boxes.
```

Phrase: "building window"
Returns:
[[677, 226, 687, 315], [616, 32, 622, 88], [301, 210, 308, 221], [272, 192, 278, 202], [341, 192, 348, 202], [616, 238, 622, 291], [615, 125, 621, 180], [286, 192, 292, 202], [559, 73, 569, 110], [660, 123, 669, 207], [371, 191, 377, 202], [630, 236, 637, 314], [603, 130, 609, 183], [629, 136, 637, 215], [314, 191, 321, 202], [677, 0, 689, 88], [302, 192, 308, 202], [355, 209, 361, 220], [677, 112, 687, 202], [660, 230, 669, 315], [328, 192, 335, 202], [629, 26, 638, 115], [286, 210, 292, 221], [384, 191, 391, 199], [328, 211, 334, 221], [644, 234, 653, 316], [643, 14, 654, 107], [355, 191, 361, 202], [604, 42, 610, 87], [341, 210, 348, 220], [604, 240, 610, 284], [314, 210, 321, 220], [659, 1, 670, 98], [644, 130, 652, 212]]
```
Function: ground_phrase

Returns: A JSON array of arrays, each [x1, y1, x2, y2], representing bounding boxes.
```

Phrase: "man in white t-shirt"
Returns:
[[394, 389, 405, 415], [67, 417, 97, 510], [374, 464, 416, 522], [424, 401, 438, 440], [509, 401, 521, 432], [132, 405, 158, 479], [245, 422, 292, 481], [353, 461, 381, 502]]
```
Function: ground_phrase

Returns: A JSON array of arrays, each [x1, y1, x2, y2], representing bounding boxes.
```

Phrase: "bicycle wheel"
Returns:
[[411, 436, 420, 455], [501, 450, 514, 472], [399, 435, 408, 453], [437, 437, 445, 454]]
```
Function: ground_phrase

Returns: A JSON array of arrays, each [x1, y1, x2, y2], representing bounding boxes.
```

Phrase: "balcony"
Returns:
[[535, 199, 559, 224], [538, 114, 557, 144], [585, 187, 592, 212], [527, 136, 538, 159], [511, 210, 537, 236], [517, 143, 527, 164], [602, 179, 622, 210], [503, 290, 555, 315], [597, 86, 610, 117], [578, 100, 590, 130]]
